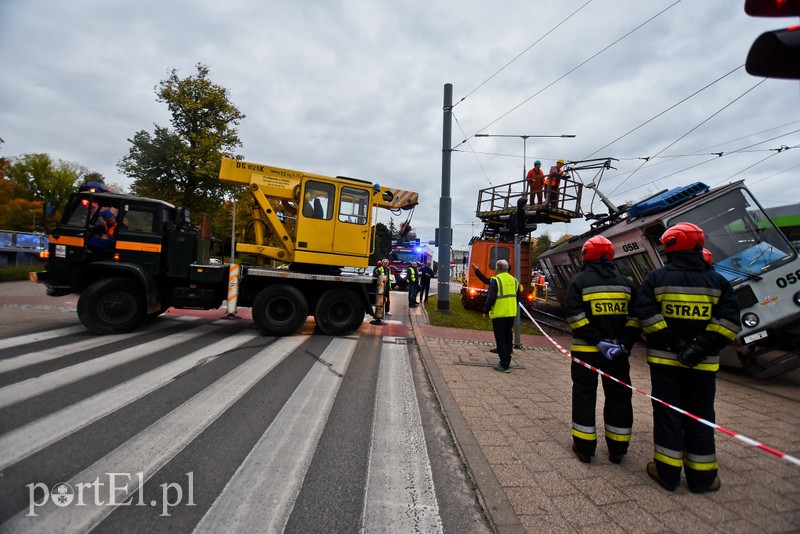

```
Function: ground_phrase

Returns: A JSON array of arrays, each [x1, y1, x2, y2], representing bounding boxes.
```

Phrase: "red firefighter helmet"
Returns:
[[702, 248, 713, 265], [581, 235, 615, 261], [661, 222, 705, 252]]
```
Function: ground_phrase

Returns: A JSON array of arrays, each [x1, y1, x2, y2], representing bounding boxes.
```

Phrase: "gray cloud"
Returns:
[[1, 0, 797, 249]]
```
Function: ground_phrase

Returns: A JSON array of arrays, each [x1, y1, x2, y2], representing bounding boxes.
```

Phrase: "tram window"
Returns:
[[613, 252, 654, 286], [631, 252, 655, 278], [669, 188, 794, 280], [613, 257, 637, 285]]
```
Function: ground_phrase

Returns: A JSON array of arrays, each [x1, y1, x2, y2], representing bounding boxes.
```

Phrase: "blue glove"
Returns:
[[597, 341, 622, 360]]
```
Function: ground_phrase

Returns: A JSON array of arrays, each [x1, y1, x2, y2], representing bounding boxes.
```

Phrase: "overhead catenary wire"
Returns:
[[452, 112, 494, 186], [747, 160, 800, 188], [609, 127, 800, 198], [454, 0, 596, 108], [713, 144, 799, 187], [469, 0, 682, 140], [582, 64, 745, 160], [608, 78, 768, 196]]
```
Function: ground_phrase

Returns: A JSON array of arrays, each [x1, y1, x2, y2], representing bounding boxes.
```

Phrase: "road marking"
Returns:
[[0, 330, 259, 470], [0, 317, 198, 374], [194, 337, 357, 534], [0, 324, 86, 349], [362, 341, 443, 533], [0, 335, 306, 533], [0, 322, 214, 409]]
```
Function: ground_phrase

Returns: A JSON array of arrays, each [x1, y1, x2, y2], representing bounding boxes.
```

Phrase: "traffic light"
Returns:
[[745, 0, 800, 79], [515, 196, 537, 236]]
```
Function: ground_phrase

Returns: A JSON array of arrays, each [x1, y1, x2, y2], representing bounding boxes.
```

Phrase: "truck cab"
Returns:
[[35, 189, 227, 334], [461, 237, 534, 310]]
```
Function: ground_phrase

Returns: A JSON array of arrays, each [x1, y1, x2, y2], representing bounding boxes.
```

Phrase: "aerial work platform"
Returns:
[[475, 175, 583, 235]]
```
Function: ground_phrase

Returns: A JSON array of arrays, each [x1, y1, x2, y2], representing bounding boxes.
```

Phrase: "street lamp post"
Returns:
[[474, 133, 576, 184], [474, 133, 575, 348]]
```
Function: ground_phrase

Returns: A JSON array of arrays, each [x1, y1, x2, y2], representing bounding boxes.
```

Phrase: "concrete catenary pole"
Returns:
[[437, 83, 453, 312]]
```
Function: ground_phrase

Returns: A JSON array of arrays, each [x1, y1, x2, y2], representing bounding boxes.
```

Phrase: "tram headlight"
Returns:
[[742, 312, 760, 328], [794, 291, 800, 307]]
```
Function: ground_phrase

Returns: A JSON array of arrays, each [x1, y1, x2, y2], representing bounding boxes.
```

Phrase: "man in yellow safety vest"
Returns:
[[482, 259, 522, 373]]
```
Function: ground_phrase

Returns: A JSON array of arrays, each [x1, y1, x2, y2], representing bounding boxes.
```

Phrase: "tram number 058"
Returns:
[[622, 243, 640, 253], [776, 269, 800, 288]]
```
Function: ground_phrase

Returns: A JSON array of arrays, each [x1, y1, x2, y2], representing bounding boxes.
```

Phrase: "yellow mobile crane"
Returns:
[[216, 157, 418, 334], [218, 157, 417, 270], [33, 158, 418, 337]]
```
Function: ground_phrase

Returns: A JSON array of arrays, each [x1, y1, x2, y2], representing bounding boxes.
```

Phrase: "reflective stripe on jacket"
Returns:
[[489, 272, 520, 319], [636, 252, 741, 371], [564, 261, 640, 354]]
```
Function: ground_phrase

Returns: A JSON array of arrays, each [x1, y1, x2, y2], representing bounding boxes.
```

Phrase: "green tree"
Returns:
[[5, 153, 86, 221], [118, 63, 245, 216], [531, 232, 552, 266], [370, 222, 391, 265]]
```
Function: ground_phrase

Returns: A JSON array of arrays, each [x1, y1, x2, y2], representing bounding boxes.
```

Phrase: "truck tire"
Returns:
[[78, 277, 147, 334], [253, 285, 309, 335], [315, 288, 364, 335], [460, 291, 472, 310]]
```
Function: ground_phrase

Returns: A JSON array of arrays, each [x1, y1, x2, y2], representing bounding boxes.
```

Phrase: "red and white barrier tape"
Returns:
[[519, 304, 800, 468]]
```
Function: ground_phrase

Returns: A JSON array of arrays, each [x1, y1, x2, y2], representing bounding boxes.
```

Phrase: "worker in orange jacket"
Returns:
[[545, 159, 565, 208], [526, 160, 545, 205]]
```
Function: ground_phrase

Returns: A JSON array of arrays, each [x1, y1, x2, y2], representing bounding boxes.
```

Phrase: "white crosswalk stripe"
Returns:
[[0, 320, 206, 409], [0, 330, 259, 470], [0, 324, 87, 349], [363, 339, 443, 533], [0, 323, 448, 533], [1, 335, 306, 533], [0, 316, 197, 374], [194, 337, 357, 533]]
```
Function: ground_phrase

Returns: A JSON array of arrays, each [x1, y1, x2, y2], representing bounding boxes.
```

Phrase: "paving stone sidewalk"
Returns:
[[409, 305, 800, 534]]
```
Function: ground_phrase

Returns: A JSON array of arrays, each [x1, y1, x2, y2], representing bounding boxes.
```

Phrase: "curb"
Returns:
[[410, 307, 524, 534]]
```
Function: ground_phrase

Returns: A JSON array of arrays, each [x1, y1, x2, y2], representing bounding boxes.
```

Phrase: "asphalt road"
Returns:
[[0, 281, 490, 533]]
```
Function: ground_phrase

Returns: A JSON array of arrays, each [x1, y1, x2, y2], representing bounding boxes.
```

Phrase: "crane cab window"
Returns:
[[339, 187, 369, 225], [302, 181, 334, 220]]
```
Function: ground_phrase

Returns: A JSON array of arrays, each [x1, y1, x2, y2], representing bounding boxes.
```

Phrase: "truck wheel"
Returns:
[[253, 285, 309, 335], [78, 278, 147, 334], [315, 288, 364, 335]]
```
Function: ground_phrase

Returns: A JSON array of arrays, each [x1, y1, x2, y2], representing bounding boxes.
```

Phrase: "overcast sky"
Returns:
[[2, 0, 798, 250]]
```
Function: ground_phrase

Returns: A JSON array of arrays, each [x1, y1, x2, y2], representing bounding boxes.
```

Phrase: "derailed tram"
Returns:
[[537, 181, 800, 378]]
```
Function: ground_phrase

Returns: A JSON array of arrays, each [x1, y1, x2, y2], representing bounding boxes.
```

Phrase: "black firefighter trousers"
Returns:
[[571, 352, 633, 458], [649, 364, 718, 490]]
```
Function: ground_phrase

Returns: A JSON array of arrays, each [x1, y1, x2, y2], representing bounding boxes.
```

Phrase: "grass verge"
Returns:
[[424, 294, 541, 335], [0, 266, 36, 282]]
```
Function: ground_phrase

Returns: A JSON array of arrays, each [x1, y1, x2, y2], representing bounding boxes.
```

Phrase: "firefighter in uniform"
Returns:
[[482, 259, 522, 373], [636, 222, 741, 493], [565, 236, 640, 464]]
